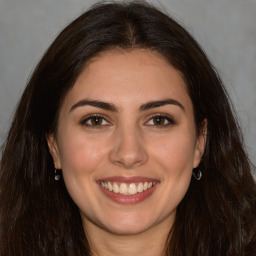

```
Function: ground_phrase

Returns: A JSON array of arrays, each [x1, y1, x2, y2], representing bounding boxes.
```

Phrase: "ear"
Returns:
[[46, 133, 62, 169], [193, 119, 207, 168]]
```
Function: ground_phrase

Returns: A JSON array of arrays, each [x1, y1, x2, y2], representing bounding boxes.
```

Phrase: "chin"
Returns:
[[102, 222, 153, 236], [96, 211, 167, 236]]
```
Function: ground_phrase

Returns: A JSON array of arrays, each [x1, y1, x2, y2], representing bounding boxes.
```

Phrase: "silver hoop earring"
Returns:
[[54, 169, 61, 181], [193, 169, 202, 181]]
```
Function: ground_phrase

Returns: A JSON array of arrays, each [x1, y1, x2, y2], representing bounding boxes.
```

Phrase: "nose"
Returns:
[[109, 126, 148, 169]]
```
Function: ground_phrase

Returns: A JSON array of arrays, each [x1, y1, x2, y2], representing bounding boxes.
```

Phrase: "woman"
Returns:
[[0, 1, 255, 255]]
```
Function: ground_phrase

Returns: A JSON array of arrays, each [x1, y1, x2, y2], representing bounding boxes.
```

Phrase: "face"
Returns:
[[48, 49, 206, 236]]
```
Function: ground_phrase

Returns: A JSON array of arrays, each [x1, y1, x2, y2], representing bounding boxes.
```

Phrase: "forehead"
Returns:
[[61, 49, 191, 112]]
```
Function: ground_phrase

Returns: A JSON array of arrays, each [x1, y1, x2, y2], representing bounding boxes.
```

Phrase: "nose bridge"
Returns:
[[109, 122, 148, 168]]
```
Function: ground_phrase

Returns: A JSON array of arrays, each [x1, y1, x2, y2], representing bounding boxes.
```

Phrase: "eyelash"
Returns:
[[145, 114, 176, 127], [80, 114, 111, 128], [80, 114, 175, 128]]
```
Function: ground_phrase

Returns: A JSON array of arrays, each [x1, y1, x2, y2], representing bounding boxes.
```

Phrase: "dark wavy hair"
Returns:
[[1, 1, 255, 255]]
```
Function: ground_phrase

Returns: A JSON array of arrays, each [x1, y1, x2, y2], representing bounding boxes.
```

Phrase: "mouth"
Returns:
[[99, 181, 156, 195], [97, 176, 159, 204]]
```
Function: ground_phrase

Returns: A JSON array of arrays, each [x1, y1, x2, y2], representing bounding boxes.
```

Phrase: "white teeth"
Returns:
[[113, 183, 119, 193], [128, 183, 137, 195], [137, 182, 144, 193], [108, 182, 113, 191], [119, 183, 128, 195], [100, 181, 156, 195]]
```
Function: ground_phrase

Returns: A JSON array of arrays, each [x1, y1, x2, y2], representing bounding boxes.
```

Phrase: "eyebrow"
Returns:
[[70, 99, 118, 112], [139, 99, 185, 112], [70, 99, 185, 113]]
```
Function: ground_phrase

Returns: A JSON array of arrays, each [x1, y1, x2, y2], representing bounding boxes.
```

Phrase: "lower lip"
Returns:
[[98, 184, 157, 204]]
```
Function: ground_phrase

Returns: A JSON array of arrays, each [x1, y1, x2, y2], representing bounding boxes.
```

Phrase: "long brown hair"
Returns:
[[1, 1, 255, 255]]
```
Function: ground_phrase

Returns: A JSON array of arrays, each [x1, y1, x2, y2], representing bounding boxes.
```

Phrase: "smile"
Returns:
[[100, 181, 157, 195], [97, 176, 159, 204]]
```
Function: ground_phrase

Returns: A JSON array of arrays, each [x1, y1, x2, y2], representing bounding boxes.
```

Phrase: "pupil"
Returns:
[[92, 117, 102, 125], [154, 116, 164, 125]]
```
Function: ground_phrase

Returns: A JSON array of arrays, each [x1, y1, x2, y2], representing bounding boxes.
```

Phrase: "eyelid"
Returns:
[[80, 114, 112, 127], [145, 113, 176, 126]]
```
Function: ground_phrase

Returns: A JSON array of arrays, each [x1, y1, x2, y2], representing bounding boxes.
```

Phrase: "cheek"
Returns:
[[151, 131, 196, 173], [57, 132, 108, 177], [157, 134, 195, 200], [56, 134, 108, 213], [149, 131, 195, 200]]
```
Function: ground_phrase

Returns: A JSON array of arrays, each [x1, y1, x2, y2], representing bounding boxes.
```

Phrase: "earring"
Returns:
[[54, 169, 61, 181], [193, 169, 202, 181]]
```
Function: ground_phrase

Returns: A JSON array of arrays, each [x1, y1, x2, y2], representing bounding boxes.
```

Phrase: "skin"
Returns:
[[48, 49, 206, 256]]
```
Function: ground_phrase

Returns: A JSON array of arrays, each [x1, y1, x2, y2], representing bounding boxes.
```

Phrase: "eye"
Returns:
[[81, 115, 110, 127], [146, 115, 175, 127]]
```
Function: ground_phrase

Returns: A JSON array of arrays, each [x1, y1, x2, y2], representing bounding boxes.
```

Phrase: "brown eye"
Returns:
[[152, 116, 166, 125], [146, 115, 175, 127], [90, 116, 103, 125], [81, 115, 110, 127]]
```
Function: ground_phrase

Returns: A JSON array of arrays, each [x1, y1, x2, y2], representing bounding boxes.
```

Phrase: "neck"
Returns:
[[83, 218, 173, 256]]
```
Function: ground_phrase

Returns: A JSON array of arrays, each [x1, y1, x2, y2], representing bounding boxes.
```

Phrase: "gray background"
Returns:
[[0, 0, 255, 164]]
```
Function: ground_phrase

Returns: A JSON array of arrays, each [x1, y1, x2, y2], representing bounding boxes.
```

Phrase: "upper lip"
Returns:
[[97, 176, 159, 183]]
